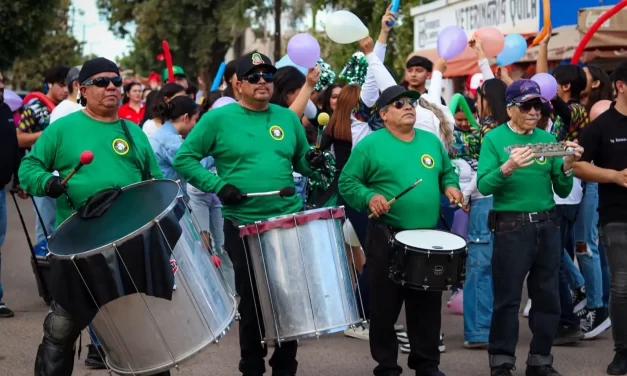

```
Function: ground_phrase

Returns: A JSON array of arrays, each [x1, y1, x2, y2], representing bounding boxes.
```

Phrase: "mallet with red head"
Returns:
[[61, 151, 94, 185]]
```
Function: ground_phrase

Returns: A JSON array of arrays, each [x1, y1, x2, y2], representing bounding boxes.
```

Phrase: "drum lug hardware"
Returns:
[[315, 331, 320, 339], [446, 285, 452, 290], [422, 285, 429, 291]]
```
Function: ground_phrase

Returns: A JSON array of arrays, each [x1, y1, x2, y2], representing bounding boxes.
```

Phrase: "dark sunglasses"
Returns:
[[82, 76, 123, 88], [243, 72, 274, 84], [388, 98, 418, 110], [512, 101, 542, 113]]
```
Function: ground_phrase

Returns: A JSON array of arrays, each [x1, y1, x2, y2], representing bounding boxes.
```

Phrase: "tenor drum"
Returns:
[[390, 229, 467, 291], [47, 179, 237, 375], [239, 207, 363, 343]]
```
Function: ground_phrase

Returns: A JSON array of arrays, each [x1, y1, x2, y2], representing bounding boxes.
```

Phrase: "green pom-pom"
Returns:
[[339, 52, 369, 86], [316, 58, 336, 91]]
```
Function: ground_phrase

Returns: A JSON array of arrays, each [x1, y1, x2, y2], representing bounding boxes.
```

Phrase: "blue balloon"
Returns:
[[496, 34, 528, 66], [275, 55, 308, 76]]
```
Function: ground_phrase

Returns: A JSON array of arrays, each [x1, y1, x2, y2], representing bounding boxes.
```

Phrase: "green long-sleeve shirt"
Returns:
[[477, 124, 573, 212], [339, 128, 460, 230], [173, 103, 312, 225], [18, 110, 163, 227]]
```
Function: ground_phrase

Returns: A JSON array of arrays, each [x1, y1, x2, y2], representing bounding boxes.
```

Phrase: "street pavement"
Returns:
[[0, 196, 614, 376]]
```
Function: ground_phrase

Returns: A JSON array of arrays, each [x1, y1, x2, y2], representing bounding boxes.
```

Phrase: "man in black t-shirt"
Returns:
[[574, 60, 627, 376]]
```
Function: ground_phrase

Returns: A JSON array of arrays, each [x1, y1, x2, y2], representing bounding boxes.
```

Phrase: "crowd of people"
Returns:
[[0, 5, 626, 376]]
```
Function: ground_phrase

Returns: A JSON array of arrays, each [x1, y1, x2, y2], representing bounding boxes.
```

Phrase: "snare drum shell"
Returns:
[[391, 229, 468, 291], [241, 207, 362, 343]]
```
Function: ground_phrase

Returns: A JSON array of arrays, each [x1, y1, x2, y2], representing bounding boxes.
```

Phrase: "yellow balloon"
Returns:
[[317, 112, 330, 126]]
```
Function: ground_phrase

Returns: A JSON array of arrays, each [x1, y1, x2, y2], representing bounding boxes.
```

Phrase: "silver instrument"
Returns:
[[504, 141, 576, 157], [239, 206, 364, 344], [48, 180, 237, 375]]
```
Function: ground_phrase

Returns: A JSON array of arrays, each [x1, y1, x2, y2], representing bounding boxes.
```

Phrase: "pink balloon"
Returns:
[[447, 289, 464, 315], [590, 100, 612, 121], [531, 73, 558, 101], [437, 26, 468, 60], [474, 27, 505, 57], [287, 33, 320, 69], [211, 96, 236, 109]]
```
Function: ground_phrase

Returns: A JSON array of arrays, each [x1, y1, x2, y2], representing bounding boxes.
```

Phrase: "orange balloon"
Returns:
[[589, 100, 612, 121], [474, 27, 505, 57]]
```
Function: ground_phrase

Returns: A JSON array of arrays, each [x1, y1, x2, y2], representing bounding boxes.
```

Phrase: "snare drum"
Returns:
[[239, 207, 363, 344], [390, 229, 467, 291], [47, 179, 237, 375]]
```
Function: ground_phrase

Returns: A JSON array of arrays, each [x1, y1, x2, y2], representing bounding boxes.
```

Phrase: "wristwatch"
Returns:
[[562, 166, 574, 177]]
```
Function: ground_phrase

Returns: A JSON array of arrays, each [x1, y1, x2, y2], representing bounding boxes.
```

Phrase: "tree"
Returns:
[[0, 0, 66, 70], [8, 0, 83, 91]]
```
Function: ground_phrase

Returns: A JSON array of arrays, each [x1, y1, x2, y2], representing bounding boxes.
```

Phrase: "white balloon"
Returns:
[[325, 10, 369, 44], [304, 100, 317, 119], [343, 219, 361, 247]]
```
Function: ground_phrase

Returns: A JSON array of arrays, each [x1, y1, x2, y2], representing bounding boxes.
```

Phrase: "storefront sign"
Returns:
[[412, 0, 540, 50]]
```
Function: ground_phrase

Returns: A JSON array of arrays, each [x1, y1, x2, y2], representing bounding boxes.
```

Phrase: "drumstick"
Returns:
[[244, 187, 295, 198], [315, 112, 330, 149], [368, 179, 422, 219], [61, 151, 94, 185]]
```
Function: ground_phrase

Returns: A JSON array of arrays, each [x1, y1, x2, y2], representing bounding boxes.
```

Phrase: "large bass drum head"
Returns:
[[395, 229, 466, 252], [48, 179, 181, 258]]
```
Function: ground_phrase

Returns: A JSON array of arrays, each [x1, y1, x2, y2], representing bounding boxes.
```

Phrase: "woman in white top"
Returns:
[[141, 83, 186, 138]]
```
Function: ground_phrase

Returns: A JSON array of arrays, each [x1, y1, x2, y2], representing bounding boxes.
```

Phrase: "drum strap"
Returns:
[[119, 119, 153, 181]]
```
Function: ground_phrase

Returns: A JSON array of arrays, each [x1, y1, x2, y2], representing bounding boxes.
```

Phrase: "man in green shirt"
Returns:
[[18, 57, 167, 376], [476, 80, 582, 376], [339, 85, 462, 376], [173, 52, 320, 376]]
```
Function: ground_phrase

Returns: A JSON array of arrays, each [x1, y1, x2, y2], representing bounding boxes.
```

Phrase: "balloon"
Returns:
[[211, 97, 236, 109], [3, 90, 22, 112], [437, 26, 468, 60], [474, 27, 505, 57], [275, 55, 308, 76], [531, 0, 551, 46], [531, 73, 558, 101], [325, 10, 369, 44], [211, 61, 226, 91], [496, 34, 527, 66], [447, 289, 464, 315], [287, 33, 320, 69], [343, 219, 361, 246], [23, 92, 55, 111], [162, 40, 174, 82], [451, 209, 468, 239], [571, 1, 627, 64], [590, 100, 612, 121]]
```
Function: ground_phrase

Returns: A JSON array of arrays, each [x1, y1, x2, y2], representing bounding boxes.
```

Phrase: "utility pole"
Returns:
[[274, 0, 282, 62]]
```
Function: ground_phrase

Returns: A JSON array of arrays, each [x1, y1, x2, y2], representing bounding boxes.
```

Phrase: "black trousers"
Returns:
[[558, 205, 579, 327], [366, 220, 442, 376], [34, 301, 171, 376], [488, 210, 561, 368], [224, 218, 298, 375]]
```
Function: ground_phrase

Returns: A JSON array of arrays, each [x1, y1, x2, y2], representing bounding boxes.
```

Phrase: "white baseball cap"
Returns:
[[468, 73, 484, 95]]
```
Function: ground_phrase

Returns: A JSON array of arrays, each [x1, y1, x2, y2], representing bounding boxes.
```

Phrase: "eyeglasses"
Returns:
[[512, 101, 542, 113], [243, 72, 274, 84], [82, 77, 123, 88], [387, 98, 418, 110]]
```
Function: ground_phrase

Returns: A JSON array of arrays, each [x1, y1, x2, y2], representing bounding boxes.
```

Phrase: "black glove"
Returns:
[[44, 176, 68, 199], [305, 149, 326, 169], [217, 184, 246, 206]]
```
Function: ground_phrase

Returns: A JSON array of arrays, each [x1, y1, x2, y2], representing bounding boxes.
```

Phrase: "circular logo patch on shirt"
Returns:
[[269, 125, 284, 141], [112, 138, 130, 155], [421, 154, 435, 169], [535, 156, 547, 165]]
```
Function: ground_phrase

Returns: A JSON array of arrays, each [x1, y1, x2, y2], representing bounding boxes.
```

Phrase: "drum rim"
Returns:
[[393, 229, 467, 253], [48, 179, 182, 259], [238, 205, 346, 230]]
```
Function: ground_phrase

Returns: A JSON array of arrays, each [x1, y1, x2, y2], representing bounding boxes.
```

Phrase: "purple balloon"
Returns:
[[287, 33, 320, 69], [4, 90, 22, 112], [211, 96, 236, 109], [437, 26, 468, 60], [531, 73, 558, 102], [451, 209, 469, 239]]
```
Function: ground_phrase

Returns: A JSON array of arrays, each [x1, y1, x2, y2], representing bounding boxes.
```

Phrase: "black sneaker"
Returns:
[[0, 304, 14, 318], [607, 351, 627, 375], [572, 286, 587, 314], [491, 364, 515, 376], [525, 365, 562, 376], [84, 344, 106, 369], [553, 324, 583, 346], [582, 307, 611, 340]]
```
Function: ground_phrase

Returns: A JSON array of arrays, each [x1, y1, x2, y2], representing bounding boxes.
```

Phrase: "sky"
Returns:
[[71, 0, 133, 61]]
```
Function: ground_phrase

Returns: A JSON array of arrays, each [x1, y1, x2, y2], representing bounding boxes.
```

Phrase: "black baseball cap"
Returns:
[[376, 85, 421, 109], [236, 52, 277, 79]]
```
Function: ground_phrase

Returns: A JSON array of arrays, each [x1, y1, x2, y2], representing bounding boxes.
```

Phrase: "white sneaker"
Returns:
[[344, 326, 369, 340], [523, 299, 531, 317]]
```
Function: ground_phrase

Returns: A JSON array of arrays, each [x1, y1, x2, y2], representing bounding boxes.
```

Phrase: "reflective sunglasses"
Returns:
[[512, 100, 542, 113], [388, 98, 418, 110], [243, 72, 274, 84], [82, 76, 123, 88]]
